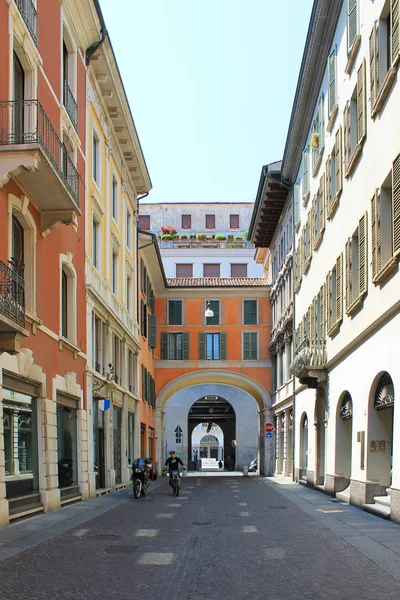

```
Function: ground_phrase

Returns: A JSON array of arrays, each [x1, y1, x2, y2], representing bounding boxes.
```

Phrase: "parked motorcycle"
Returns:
[[248, 457, 257, 472]]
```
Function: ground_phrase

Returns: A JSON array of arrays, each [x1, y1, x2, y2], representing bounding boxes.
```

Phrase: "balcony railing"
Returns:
[[0, 100, 80, 206], [63, 81, 78, 131], [159, 239, 253, 249], [16, 0, 38, 46], [289, 336, 326, 380], [0, 261, 25, 328]]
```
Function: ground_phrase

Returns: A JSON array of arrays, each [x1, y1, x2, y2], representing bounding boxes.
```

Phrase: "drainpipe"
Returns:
[[291, 185, 296, 481], [86, 0, 108, 65]]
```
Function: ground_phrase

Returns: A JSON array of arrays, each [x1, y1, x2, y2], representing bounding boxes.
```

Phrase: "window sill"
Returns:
[[373, 255, 399, 285], [345, 137, 364, 178], [327, 189, 341, 220], [58, 336, 81, 357], [371, 66, 397, 118], [313, 228, 325, 251], [302, 191, 310, 208], [327, 319, 342, 338], [345, 35, 361, 75], [312, 147, 324, 178], [326, 104, 338, 134], [294, 278, 302, 294], [346, 292, 366, 316], [303, 256, 312, 275], [294, 219, 301, 234]]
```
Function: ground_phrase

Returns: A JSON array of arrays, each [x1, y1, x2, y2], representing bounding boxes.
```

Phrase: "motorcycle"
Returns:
[[170, 469, 180, 496], [248, 457, 258, 472], [131, 457, 151, 499]]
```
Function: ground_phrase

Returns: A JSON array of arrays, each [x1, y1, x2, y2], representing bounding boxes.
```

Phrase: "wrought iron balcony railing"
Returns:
[[0, 100, 80, 206], [0, 261, 25, 328], [16, 0, 38, 46], [63, 81, 78, 131], [289, 336, 327, 379]]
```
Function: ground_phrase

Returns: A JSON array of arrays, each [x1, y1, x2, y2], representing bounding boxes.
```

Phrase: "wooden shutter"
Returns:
[[243, 332, 250, 360], [319, 283, 325, 340], [199, 332, 206, 360], [392, 153, 400, 255], [310, 299, 316, 343], [176, 264, 193, 277], [250, 332, 257, 359], [319, 95, 325, 149], [231, 263, 247, 277], [219, 332, 227, 360], [141, 364, 145, 400], [169, 300, 182, 325], [148, 314, 156, 349], [357, 59, 366, 143], [325, 159, 331, 216], [204, 264, 220, 277], [311, 196, 317, 245], [182, 332, 189, 360], [12, 215, 24, 274], [369, 26, 377, 109], [206, 214, 215, 228], [140, 299, 145, 336], [335, 127, 342, 195], [302, 149, 310, 200], [336, 253, 343, 324], [326, 273, 332, 332], [347, 0, 359, 52], [371, 191, 379, 279], [345, 239, 352, 311], [161, 332, 169, 359], [358, 212, 368, 295], [244, 300, 257, 325], [319, 175, 325, 237], [343, 103, 350, 171], [328, 49, 337, 115], [391, 0, 400, 65], [140, 259, 145, 292]]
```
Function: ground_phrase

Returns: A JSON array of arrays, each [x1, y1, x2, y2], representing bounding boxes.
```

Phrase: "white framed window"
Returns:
[[92, 127, 101, 186], [112, 249, 119, 295], [126, 209, 132, 252], [243, 331, 258, 360], [60, 259, 77, 343], [112, 175, 118, 223]]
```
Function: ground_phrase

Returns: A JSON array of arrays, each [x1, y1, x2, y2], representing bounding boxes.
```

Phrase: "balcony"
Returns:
[[0, 261, 28, 353], [63, 81, 78, 131], [0, 100, 80, 231], [289, 337, 327, 388], [16, 0, 38, 47]]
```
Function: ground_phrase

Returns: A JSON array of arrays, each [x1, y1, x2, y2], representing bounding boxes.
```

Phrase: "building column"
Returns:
[[155, 407, 165, 467], [285, 339, 291, 383], [283, 410, 290, 476], [260, 408, 273, 475], [276, 351, 282, 388]]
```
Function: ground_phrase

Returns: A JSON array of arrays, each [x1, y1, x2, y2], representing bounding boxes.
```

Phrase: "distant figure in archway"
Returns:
[[218, 460, 223, 469]]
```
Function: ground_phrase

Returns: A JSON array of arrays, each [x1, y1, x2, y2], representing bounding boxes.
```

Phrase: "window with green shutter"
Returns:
[[199, 332, 226, 360], [160, 332, 190, 360], [205, 300, 220, 325], [243, 331, 258, 360], [243, 300, 257, 325], [168, 300, 183, 325], [140, 300, 147, 338], [148, 314, 156, 348]]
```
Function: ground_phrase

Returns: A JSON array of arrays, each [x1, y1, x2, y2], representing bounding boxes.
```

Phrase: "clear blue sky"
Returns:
[[99, 0, 314, 203]]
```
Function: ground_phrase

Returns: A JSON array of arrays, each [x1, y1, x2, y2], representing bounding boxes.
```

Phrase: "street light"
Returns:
[[205, 302, 214, 318]]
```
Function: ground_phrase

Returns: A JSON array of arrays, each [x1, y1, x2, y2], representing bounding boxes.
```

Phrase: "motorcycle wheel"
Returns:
[[133, 479, 141, 499], [176, 483, 179, 497], [142, 481, 147, 497]]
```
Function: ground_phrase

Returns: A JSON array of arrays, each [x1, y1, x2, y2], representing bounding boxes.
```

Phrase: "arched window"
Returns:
[[60, 261, 76, 343]]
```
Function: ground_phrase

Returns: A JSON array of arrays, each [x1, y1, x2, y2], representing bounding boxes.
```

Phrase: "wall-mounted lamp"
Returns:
[[205, 302, 214, 318]]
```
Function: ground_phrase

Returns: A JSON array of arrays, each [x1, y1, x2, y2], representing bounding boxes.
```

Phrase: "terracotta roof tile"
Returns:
[[166, 277, 269, 287]]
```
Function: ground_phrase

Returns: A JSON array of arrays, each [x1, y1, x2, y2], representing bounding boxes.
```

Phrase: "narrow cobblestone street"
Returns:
[[1, 476, 400, 600]]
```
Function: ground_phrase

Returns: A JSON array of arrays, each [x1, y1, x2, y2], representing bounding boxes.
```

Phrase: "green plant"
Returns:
[[228, 234, 234, 239], [212, 234, 216, 239], [190, 234, 196, 239], [180, 234, 188, 239], [215, 234, 226, 240], [161, 234, 173, 240], [196, 232, 207, 240], [172, 233, 179, 239], [243, 231, 248, 240], [234, 236, 243, 240]]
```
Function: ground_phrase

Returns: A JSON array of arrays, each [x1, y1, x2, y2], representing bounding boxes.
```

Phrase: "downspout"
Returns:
[[136, 192, 149, 323], [291, 185, 296, 481], [85, 0, 108, 65]]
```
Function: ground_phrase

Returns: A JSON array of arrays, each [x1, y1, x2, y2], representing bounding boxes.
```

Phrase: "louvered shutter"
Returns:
[[345, 239, 352, 311], [328, 49, 337, 115], [325, 159, 331, 216], [61, 270, 68, 337], [392, 154, 400, 254], [335, 127, 342, 195], [310, 299, 316, 344], [199, 332, 206, 360], [250, 332, 257, 359], [319, 95, 325, 149], [371, 191, 378, 279], [326, 273, 332, 332], [343, 103, 350, 171], [182, 332, 189, 360], [319, 283, 325, 340], [243, 332, 250, 360], [319, 175, 325, 236], [141, 364, 145, 400], [12, 215, 24, 274], [311, 197, 316, 246], [302, 149, 310, 200], [147, 371, 151, 404], [161, 332, 169, 359], [391, 0, 400, 65], [148, 314, 156, 348], [357, 59, 366, 143], [347, 0, 359, 53], [140, 259, 145, 292], [220, 332, 227, 360], [358, 212, 368, 295], [369, 26, 377, 109], [336, 254, 343, 323]]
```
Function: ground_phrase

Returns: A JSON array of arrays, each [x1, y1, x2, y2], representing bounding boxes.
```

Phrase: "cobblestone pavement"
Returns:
[[0, 477, 400, 599]]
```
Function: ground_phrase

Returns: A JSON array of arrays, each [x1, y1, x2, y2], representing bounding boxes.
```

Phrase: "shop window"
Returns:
[[113, 406, 122, 484], [57, 397, 78, 489]]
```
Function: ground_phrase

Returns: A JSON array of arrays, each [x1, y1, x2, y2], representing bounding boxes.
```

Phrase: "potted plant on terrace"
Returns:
[[161, 234, 173, 240], [161, 225, 177, 236], [215, 234, 226, 241], [196, 233, 207, 240]]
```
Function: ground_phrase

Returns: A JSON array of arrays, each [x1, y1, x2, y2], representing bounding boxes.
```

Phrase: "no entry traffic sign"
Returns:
[[265, 422, 274, 433]]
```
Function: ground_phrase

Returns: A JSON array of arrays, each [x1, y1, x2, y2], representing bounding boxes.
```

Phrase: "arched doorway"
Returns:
[[335, 392, 353, 491], [188, 396, 235, 470], [368, 372, 394, 488], [191, 423, 224, 463], [315, 390, 327, 486], [299, 413, 308, 481]]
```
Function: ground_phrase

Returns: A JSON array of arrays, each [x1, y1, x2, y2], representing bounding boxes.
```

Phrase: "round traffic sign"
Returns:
[[265, 432, 273, 439], [265, 422, 274, 433]]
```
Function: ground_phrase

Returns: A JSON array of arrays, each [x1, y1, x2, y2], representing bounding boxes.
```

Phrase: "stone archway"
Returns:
[[367, 372, 394, 489], [334, 391, 353, 493], [315, 389, 327, 486], [299, 412, 308, 481], [188, 397, 234, 469]]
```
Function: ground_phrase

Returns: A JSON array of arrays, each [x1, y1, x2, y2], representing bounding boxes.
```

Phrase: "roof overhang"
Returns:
[[138, 231, 167, 293], [248, 161, 289, 248]]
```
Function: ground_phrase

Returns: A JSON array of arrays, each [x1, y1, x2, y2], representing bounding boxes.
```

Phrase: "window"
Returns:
[[230, 214, 239, 228], [302, 212, 312, 273], [231, 263, 247, 277], [370, 1, 399, 116], [112, 334, 121, 384], [126, 274, 132, 312], [92, 216, 100, 268], [243, 300, 258, 325], [327, 48, 338, 127], [62, 36, 77, 130], [347, 0, 360, 54], [140, 300, 147, 337], [326, 254, 343, 335], [182, 214, 191, 228], [344, 60, 366, 176], [161, 332, 189, 360], [138, 215, 150, 230], [61, 264, 75, 342], [311, 174, 325, 249], [128, 350, 136, 394], [294, 179, 301, 225], [198, 332, 226, 360], [148, 314, 157, 349], [206, 214, 215, 229], [302, 148, 310, 202], [112, 249, 118, 294], [293, 236, 303, 292], [93, 314, 102, 372], [140, 259, 147, 294], [176, 263, 193, 277], [371, 155, 400, 282], [345, 213, 367, 313], [61, 269, 68, 338], [205, 300, 220, 325], [92, 131, 100, 185], [203, 263, 220, 277], [326, 127, 343, 219], [311, 95, 325, 175], [127, 210, 132, 252], [112, 177, 118, 222], [243, 331, 258, 360], [168, 300, 182, 325], [128, 412, 135, 462]]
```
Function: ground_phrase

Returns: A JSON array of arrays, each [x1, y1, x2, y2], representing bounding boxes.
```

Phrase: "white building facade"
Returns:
[[283, 0, 400, 521]]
